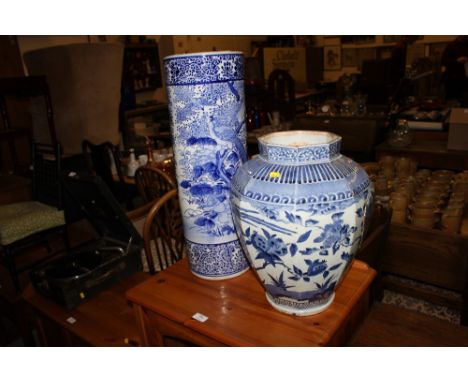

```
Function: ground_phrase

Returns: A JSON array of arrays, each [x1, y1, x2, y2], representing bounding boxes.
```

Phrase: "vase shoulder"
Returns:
[[232, 155, 370, 207]]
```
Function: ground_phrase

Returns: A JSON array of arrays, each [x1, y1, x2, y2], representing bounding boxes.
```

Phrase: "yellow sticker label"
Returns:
[[269, 171, 281, 178], [124, 338, 129, 344], [79, 292, 85, 299]]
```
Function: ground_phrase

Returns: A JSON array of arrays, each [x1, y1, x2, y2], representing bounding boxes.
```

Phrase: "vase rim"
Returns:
[[164, 51, 243, 61], [258, 130, 341, 148]]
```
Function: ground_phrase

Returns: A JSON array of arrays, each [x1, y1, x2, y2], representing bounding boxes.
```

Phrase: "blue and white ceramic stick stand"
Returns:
[[231, 130, 374, 315], [164, 51, 249, 280]]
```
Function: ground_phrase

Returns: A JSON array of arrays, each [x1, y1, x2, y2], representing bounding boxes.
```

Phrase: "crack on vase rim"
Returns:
[[258, 130, 341, 148]]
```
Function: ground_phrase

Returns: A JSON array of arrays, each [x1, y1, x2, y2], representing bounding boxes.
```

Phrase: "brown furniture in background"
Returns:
[[126, 258, 376, 346], [349, 222, 468, 346], [382, 222, 468, 324], [375, 138, 468, 171], [266, 69, 296, 121], [294, 113, 387, 162], [122, 43, 162, 94]]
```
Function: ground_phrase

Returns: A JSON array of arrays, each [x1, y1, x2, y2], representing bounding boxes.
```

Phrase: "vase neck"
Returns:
[[258, 131, 342, 164]]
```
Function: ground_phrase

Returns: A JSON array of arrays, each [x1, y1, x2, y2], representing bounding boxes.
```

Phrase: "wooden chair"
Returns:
[[134, 165, 176, 204], [142, 189, 184, 275], [266, 69, 296, 121], [81, 139, 137, 210], [0, 142, 68, 291]]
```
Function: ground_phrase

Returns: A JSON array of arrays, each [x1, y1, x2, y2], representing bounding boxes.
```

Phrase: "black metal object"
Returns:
[[30, 174, 143, 309], [81, 139, 138, 210]]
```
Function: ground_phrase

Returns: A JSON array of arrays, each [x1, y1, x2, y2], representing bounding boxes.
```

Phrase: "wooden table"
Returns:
[[21, 272, 150, 346], [126, 258, 376, 346]]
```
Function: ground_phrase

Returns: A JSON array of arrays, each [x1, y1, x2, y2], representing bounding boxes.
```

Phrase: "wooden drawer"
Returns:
[[140, 307, 225, 347]]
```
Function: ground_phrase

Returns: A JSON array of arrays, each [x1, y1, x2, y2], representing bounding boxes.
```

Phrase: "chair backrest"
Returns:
[[0, 76, 56, 144], [266, 69, 296, 121], [134, 165, 176, 204], [0, 76, 55, 173], [81, 139, 125, 189], [143, 189, 184, 274], [32, 141, 62, 208]]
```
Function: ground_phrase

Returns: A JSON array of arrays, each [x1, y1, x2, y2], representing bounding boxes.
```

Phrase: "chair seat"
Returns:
[[0, 201, 65, 246]]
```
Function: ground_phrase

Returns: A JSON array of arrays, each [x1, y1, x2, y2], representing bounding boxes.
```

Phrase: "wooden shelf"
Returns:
[[122, 43, 162, 94]]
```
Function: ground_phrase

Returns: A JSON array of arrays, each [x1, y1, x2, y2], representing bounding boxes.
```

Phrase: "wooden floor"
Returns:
[[349, 302, 468, 346]]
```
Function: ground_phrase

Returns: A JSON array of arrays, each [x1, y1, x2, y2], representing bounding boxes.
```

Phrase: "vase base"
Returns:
[[190, 267, 249, 281], [265, 292, 335, 316]]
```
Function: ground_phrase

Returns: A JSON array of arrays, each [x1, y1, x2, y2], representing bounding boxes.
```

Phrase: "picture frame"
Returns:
[[342, 48, 358, 67], [324, 46, 341, 70]]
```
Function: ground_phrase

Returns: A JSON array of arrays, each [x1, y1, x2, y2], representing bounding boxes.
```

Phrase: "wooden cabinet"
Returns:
[[122, 43, 162, 93], [376, 140, 468, 171], [380, 222, 468, 324], [127, 258, 376, 347], [294, 113, 387, 161]]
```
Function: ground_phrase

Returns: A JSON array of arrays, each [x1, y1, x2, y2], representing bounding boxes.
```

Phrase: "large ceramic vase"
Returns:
[[164, 51, 249, 280], [230, 130, 374, 315]]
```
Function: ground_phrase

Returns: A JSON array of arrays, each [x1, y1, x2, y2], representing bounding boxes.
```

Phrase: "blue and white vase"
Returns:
[[164, 51, 249, 280], [231, 130, 373, 315]]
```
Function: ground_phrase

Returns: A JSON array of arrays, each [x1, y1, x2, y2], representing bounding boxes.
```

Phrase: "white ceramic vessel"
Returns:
[[231, 130, 374, 315], [164, 51, 249, 279]]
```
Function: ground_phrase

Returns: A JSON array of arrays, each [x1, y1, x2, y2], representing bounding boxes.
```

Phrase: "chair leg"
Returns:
[[4, 247, 21, 292], [43, 239, 52, 253], [62, 226, 70, 251], [0, 316, 8, 346]]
